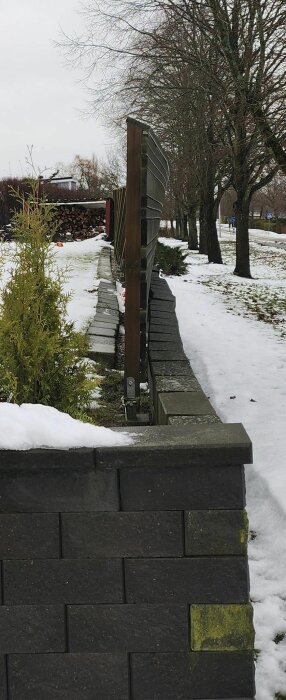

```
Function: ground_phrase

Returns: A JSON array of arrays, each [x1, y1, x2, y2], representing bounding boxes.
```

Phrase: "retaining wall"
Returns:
[[0, 269, 255, 698], [0, 421, 254, 699]]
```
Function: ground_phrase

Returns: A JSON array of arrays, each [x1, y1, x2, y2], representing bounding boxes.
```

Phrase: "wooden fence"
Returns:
[[113, 117, 169, 420], [113, 186, 126, 267]]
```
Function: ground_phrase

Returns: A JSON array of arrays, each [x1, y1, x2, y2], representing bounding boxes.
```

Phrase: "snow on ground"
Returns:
[[161, 233, 286, 700], [50, 236, 109, 331], [0, 403, 132, 449], [0, 236, 109, 332], [158, 235, 188, 249]]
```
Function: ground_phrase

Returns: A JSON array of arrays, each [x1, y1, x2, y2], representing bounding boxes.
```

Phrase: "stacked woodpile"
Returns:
[[54, 205, 105, 240]]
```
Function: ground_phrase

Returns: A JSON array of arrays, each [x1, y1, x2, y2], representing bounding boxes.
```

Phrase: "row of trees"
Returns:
[[62, 0, 286, 277], [222, 174, 286, 220]]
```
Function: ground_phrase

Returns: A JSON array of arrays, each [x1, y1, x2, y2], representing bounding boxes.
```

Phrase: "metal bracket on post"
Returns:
[[125, 377, 137, 422], [126, 377, 136, 401]]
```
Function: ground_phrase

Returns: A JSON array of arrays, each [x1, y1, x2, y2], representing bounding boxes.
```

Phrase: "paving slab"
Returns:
[[89, 336, 114, 347], [94, 313, 119, 324], [95, 307, 119, 318], [88, 327, 116, 338], [90, 317, 118, 327], [89, 338, 115, 353], [96, 422, 253, 469]]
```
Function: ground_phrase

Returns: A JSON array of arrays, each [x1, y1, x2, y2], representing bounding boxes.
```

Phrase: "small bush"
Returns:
[[0, 185, 96, 419], [155, 242, 188, 275]]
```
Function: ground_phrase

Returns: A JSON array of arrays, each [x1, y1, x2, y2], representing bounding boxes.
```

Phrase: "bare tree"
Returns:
[[61, 0, 284, 276]]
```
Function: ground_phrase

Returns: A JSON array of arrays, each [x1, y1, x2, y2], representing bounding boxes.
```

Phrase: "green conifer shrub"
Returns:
[[155, 241, 188, 275], [0, 185, 96, 419]]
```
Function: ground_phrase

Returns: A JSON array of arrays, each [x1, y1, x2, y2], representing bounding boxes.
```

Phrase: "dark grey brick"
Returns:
[[125, 557, 249, 603], [4, 559, 123, 605], [0, 657, 6, 700], [149, 301, 175, 312], [185, 510, 249, 556], [68, 604, 188, 652], [151, 360, 194, 375], [62, 512, 183, 558], [149, 333, 180, 342], [149, 350, 187, 361], [149, 310, 175, 319], [0, 469, 118, 512], [150, 291, 175, 303], [168, 414, 221, 425], [120, 465, 245, 510], [0, 514, 59, 559], [154, 376, 201, 393], [149, 342, 183, 353], [8, 653, 128, 700], [158, 391, 216, 424], [130, 652, 255, 698], [149, 317, 179, 328], [0, 606, 65, 653], [0, 449, 94, 472]]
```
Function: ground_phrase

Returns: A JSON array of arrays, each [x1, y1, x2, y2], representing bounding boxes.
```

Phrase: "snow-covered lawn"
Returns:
[[0, 236, 109, 331], [162, 233, 286, 700]]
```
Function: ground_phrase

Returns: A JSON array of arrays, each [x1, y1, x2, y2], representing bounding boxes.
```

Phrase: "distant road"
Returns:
[[219, 224, 286, 251]]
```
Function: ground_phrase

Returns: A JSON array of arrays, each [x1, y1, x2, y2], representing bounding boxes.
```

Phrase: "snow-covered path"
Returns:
[[168, 265, 286, 700]]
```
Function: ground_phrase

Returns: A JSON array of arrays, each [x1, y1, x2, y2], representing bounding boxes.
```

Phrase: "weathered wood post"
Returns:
[[124, 117, 169, 421]]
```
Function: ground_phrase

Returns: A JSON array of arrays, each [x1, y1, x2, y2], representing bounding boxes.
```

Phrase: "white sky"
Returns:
[[0, 0, 112, 178]]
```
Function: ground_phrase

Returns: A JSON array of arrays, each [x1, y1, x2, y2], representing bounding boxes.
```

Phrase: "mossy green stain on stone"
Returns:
[[240, 510, 249, 548], [190, 604, 254, 652], [185, 510, 249, 556]]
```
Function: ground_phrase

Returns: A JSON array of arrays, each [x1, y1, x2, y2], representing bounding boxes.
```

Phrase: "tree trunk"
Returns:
[[183, 213, 188, 240], [176, 208, 183, 238], [170, 219, 174, 235], [232, 100, 252, 278], [187, 206, 198, 250], [199, 202, 208, 254], [234, 194, 252, 278], [200, 185, 222, 262], [199, 119, 222, 262], [205, 194, 222, 264]]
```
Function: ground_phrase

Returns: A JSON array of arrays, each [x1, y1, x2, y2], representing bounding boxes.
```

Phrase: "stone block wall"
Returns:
[[149, 271, 221, 426], [87, 247, 119, 367], [0, 423, 255, 699], [146, 272, 255, 698]]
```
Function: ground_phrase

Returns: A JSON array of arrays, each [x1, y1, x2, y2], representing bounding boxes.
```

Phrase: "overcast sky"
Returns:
[[0, 0, 112, 178]]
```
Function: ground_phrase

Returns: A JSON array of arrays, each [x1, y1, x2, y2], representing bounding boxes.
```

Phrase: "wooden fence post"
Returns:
[[124, 120, 142, 420]]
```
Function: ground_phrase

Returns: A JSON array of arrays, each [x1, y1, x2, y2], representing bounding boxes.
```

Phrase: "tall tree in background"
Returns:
[[62, 0, 286, 276]]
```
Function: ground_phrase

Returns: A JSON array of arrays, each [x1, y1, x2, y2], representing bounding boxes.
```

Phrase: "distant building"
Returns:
[[46, 176, 79, 191]]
